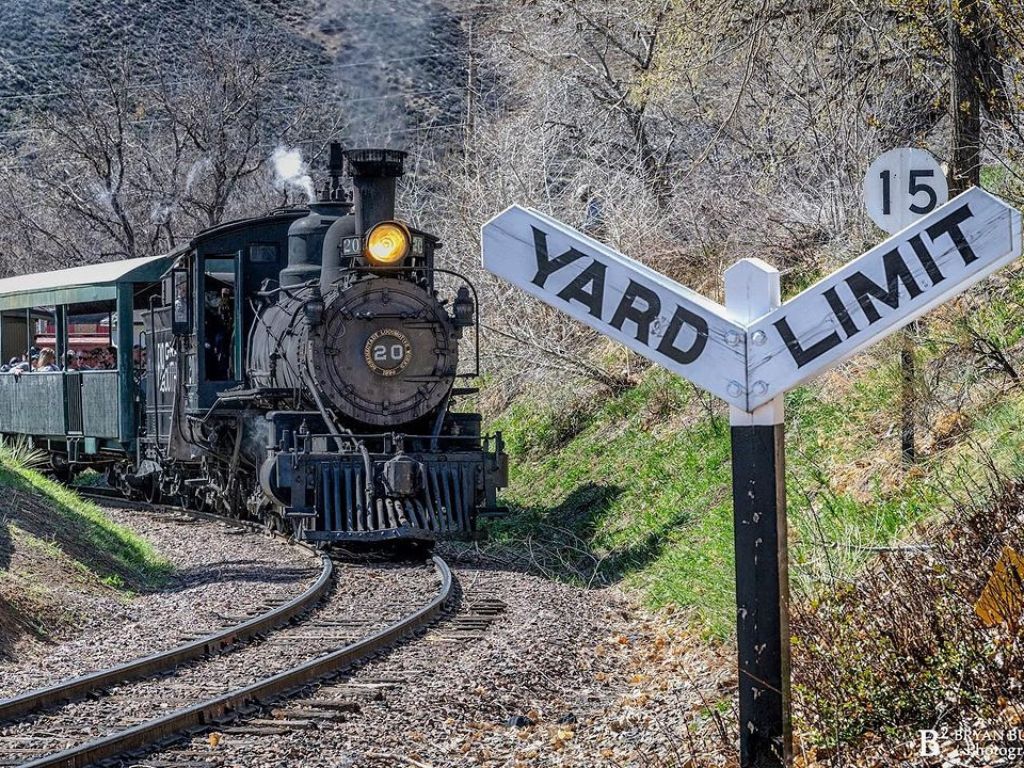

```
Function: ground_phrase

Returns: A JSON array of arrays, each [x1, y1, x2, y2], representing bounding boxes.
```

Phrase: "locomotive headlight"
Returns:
[[365, 221, 411, 266]]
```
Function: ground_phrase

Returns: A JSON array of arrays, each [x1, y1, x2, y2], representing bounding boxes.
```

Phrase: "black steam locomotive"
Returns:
[[0, 145, 507, 545]]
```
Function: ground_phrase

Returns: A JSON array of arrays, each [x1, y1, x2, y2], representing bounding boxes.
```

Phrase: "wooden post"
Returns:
[[900, 325, 916, 463], [725, 259, 792, 768]]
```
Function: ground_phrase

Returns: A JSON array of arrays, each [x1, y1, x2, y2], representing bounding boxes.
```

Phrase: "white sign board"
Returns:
[[481, 205, 748, 407], [482, 190, 1021, 414], [864, 148, 949, 234], [746, 187, 1021, 409]]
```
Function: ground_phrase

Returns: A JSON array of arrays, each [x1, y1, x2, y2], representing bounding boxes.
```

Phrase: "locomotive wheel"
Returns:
[[142, 475, 162, 504]]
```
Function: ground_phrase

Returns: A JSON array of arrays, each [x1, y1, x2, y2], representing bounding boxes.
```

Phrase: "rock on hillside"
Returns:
[[0, 0, 469, 146]]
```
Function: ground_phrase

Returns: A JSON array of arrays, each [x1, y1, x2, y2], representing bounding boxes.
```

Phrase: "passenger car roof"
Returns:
[[0, 251, 180, 310]]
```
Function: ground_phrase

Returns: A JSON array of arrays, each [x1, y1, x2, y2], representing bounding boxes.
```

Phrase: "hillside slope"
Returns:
[[0, 447, 167, 659], [0, 0, 468, 138], [487, 262, 1024, 635]]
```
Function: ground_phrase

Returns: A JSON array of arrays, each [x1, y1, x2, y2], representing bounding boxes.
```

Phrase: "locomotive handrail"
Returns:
[[279, 430, 503, 463], [285, 431, 500, 444]]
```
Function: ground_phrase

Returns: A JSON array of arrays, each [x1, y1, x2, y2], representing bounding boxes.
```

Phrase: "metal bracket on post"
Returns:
[[724, 258, 791, 768]]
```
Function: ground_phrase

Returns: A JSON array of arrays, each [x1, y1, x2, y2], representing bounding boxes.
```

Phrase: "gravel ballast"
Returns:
[[0, 559, 440, 761], [0, 507, 320, 700], [2, 506, 734, 766], [155, 546, 734, 767]]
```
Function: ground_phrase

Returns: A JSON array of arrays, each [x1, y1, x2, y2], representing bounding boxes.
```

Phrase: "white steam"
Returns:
[[185, 156, 211, 194], [271, 146, 315, 202], [150, 200, 174, 225]]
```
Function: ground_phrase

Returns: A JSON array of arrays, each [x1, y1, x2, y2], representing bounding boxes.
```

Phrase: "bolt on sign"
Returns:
[[482, 186, 1022, 768]]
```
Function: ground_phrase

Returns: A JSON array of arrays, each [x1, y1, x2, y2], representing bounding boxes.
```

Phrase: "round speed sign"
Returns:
[[863, 148, 949, 234]]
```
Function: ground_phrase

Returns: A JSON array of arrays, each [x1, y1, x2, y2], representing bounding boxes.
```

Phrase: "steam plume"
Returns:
[[271, 146, 315, 202]]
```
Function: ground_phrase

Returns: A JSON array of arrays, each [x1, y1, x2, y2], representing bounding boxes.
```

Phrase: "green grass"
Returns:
[[9, 469, 167, 580], [489, 372, 739, 633], [486, 272, 1024, 636], [0, 439, 169, 589]]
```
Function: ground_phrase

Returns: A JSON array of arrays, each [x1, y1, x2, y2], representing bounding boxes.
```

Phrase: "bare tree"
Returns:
[[0, 29, 342, 273]]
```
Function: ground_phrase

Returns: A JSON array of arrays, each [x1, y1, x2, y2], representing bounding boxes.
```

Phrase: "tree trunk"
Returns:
[[949, 0, 983, 195]]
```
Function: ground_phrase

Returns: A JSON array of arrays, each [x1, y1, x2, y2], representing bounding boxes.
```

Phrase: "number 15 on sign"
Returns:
[[864, 148, 949, 234]]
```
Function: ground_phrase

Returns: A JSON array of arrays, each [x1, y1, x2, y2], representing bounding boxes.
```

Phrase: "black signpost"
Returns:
[[730, 424, 790, 766], [725, 258, 790, 767]]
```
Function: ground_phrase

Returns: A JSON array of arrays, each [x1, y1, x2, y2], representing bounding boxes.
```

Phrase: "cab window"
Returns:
[[203, 257, 236, 381]]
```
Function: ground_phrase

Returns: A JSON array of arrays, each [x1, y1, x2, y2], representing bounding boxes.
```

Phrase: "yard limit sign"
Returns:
[[482, 187, 1022, 766]]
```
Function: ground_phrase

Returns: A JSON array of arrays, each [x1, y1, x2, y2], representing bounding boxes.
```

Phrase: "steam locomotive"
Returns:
[[0, 145, 507, 545]]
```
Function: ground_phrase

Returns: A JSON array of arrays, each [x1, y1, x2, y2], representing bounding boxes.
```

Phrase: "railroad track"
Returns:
[[0, 497, 453, 768]]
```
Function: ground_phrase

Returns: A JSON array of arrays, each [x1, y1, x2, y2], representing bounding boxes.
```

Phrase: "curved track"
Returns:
[[0, 497, 453, 768], [0, 551, 332, 723]]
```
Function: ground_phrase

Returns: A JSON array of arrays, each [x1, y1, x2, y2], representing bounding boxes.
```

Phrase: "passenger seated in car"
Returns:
[[86, 346, 116, 370], [34, 348, 58, 372], [80, 347, 113, 370], [10, 355, 31, 378]]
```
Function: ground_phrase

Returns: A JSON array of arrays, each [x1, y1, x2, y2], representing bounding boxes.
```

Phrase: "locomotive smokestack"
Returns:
[[346, 148, 406, 236]]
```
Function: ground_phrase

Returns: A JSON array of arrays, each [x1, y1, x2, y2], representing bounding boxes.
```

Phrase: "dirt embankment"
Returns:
[[0, 474, 166, 659], [0, 465, 317, 682]]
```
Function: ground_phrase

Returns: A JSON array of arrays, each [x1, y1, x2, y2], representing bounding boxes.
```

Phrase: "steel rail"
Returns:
[[0, 496, 332, 723], [19, 554, 452, 768]]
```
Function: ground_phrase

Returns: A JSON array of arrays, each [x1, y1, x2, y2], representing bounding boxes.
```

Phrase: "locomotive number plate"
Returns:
[[364, 329, 413, 376]]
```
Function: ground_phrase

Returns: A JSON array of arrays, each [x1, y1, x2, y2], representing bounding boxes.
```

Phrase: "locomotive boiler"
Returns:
[[238, 147, 506, 543]]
